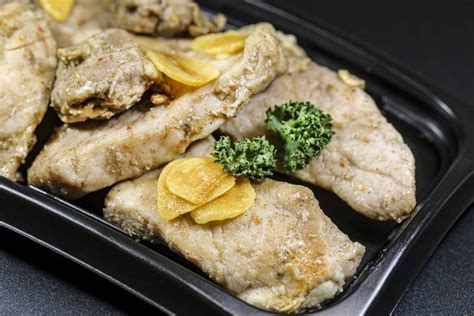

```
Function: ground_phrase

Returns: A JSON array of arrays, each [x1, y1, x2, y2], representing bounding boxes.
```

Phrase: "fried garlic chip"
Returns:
[[157, 160, 197, 220], [192, 31, 245, 56], [39, 0, 74, 22], [166, 157, 234, 205], [146, 50, 219, 87], [191, 180, 256, 224]]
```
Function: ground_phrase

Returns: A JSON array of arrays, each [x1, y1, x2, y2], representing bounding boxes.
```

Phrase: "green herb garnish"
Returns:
[[265, 101, 334, 172], [212, 136, 277, 180]]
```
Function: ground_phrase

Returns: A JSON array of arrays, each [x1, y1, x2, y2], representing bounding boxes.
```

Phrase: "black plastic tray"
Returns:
[[1, 1, 474, 314]]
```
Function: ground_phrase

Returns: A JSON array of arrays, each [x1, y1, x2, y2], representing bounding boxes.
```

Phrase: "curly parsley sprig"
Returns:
[[212, 136, 277, 181], [265, 101, 334, 172]]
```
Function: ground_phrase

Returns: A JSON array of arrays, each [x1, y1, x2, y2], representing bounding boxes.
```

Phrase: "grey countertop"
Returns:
[[1, 0, 473, 314]]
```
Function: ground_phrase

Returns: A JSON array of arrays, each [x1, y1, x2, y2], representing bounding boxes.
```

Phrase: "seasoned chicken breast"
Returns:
[[0, 2, 57, 180], [0, 0, 28, 4], [0, 0, 114, 48], [28, 23, 290, 198], [49, 0, 115, 48], [113, 0, 225, 37], [104, 137, 365, 313], [51, 29, 158, 123], [221, 62, 416, 222]]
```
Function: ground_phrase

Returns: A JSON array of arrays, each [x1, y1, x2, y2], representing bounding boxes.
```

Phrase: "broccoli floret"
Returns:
[[265, 101, 334, 172], [212, 136, 277, 180]]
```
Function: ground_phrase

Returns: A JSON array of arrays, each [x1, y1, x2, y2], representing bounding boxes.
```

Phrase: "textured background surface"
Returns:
[[1, 0, 473, 314]]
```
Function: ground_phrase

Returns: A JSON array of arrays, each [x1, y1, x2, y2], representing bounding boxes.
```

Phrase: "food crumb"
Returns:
[[150, 93, 169, 106], [253, 216, 262, 225], [338, 69, 366, 89], [339, 159, 346, 168]]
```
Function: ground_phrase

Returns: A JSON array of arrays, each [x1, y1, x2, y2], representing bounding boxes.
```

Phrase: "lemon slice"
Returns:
[[191, 179, 255, 224], [146, 50, 219, 87], [192, 31, 246, 56], [39, 0, 75, 22]]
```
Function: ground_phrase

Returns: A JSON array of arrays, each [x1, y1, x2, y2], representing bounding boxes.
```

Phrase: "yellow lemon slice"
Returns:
[[39, 0, 75, 22], [146, 50, 219, 87], [191, 179, 255, 224], [192, 31, 246, 56]]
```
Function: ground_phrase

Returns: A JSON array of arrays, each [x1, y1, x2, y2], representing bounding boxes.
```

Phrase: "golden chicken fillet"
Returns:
[[0, 0, 116, 47], [51, 29, 157, 123], [220, 62, 416, 222], [0, 2, 57, 180], [28, 24, 293, 198], [113, 0, 226, 37], [104, 137, 365, 313]]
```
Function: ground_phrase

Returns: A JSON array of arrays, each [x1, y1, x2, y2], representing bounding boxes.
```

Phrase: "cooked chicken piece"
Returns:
[[49, 0, 115, 48], [0, 2, 57, 180], [28, 23, 290, 198], [51, 29, 158, 123], [238, 24, 310, 75], [0, 0, 115, 47], [221, 62, 416, 222], [104, 137, 365, 313], [0, 0, 28, 4], [54, 22, 305, 116], [113, 0, 225, 37]]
